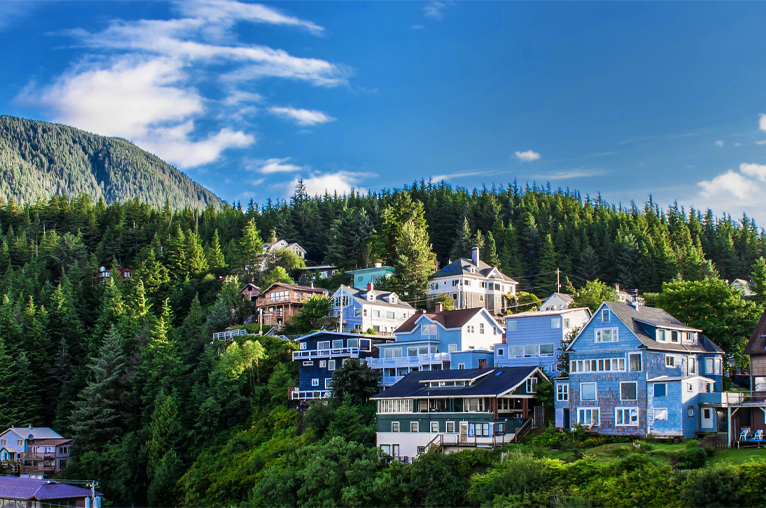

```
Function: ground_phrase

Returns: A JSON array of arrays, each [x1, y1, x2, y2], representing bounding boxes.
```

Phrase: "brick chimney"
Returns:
[[471, 246, 480, 265], [501, 332, 506, 344], [367, 282, 374, 291], [435, 302, 443, 313]]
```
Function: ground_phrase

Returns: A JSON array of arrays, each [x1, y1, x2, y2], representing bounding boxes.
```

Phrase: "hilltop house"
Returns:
[[372, 366, 547, 460], [240, 283, 261, 302], [347, 264, 395, 289], [0, 426, 71, 475], [495, 307, 591, 375], [255, 283, 329, 328], [539, 293, 574, 311], [291, 331, 394, 400], [93, 266, 132, 285], [264, 239, 307, 260], [330, 284, 415, 335], [369, 305, 505, 387], [731, 279, 756, 297], [427, 247, 518, 315], [554, 301, 725, 437], [0, 477, 99, 507]]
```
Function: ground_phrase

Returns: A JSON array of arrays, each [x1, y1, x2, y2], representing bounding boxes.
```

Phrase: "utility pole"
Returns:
[[556, 268, 560, 293]]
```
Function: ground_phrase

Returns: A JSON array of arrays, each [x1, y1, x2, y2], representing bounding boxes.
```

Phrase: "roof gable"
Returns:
[[395, 307, 499, 334], [744, 309, 766, 356]]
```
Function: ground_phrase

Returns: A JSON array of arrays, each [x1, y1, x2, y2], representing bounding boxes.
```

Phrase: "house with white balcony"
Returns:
[[427, 247, 518, 315], [495, 307, 591, 375], [369, 304, 505, 387], [331, 283, 415, 335], [291, 331, 394, 400]]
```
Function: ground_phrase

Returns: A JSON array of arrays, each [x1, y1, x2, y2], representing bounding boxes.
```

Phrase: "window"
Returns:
[[540, 344, 554, 356], [654, 408, 668, 421], [507, 321, 516, 331], [377, 400, 413, 413], [570, 358, 625, 373], [364, 309, 368, 316], [595, 328, 618, 342], [318, 341, 330, 350], [449, 344, 458, 353], [386, 311, 395, 319], [564, 318, 571, 328], [348, 339, 358, 348], [665, 355, 675, 367], [479, 295, 484, 301], [374, 310, 381, 318], [458, 363, 465, 369], [526, 378, 538, 393], [381, 444, 391, 455], [615, 407, 639, 426], [551, 318, 561, 329], [328, 360, 336, 371], [417, 446, 426, 454], [17, 440, 22, 446], [394, 348, 403, 357], [714, 357, 722, 375], [333, 339, 343, 348], [509, 345, 523, 357], [325, 378, 332, 388], [577, 408, 600, 425], [524, 345, 538, 357], [580, 382, 597, 401], [480, 323, 485, 334], [312, 378, 319, 387], [620, 382, 637, 401], [408, 347, 418, 357], [557, 384, 569, 401], [302, 361, 314, 366], [497, 348, 505, 357], [300, 342, 307, 350], [431, 422, 439, 432], [602, 309, 610, 322], [392, 422, 400, 432], [703, 408, 712, 419], [687, 383, 694, 392], [355, 308, 362, 317], [0, 439, 5, 446], [754, 377, 766, 392], [654, 383, 667, 397], [687, 405, 695, 417], [671, 331, 679, 343], [410, 422, 419, 432], [446, 421, 455, 433], [705, 358, 713, 374], [629, 353, 642, 372], [688, 356, 696, 374]]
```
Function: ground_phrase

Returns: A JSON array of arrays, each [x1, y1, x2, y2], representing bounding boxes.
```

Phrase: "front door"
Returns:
[[701, 407, 714, 430], [563, 409, 570, 430], [460, 422, 468, 443]]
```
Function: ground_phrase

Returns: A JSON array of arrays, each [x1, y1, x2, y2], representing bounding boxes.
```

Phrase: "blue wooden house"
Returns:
[[554, 301, 724, 437], [291, 331, 394, 401], [495, 307, 591, 375], [368, 305, 504, 387]]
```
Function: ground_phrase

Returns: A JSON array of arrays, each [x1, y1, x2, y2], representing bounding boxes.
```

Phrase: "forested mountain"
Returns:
[[0, 182, 763, 506], [0, 116, 223, 209]]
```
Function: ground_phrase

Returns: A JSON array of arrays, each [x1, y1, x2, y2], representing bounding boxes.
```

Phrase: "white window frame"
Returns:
[[446, 421, 455, 433], [595, 328, 618, 343], [410, 422, 419, 433], [620, 381, 637, 401], [577, 407, 600, 426], [302, 361, 313, 366], [628, 353, 642, 372], [458, 363, 465, 369], [557, 384, 569, 401], [328, 359, 336, 371], [653, 408, 668, 421], [300, 342, 307, 350], [615, 407, 639, 427], [507, 321, 516, 332], [580, 382, 597, 401], [665, 355, 675, 367], [687, 405, 695, 417], [688, 356, 696, 375], [325, 378, 332, 388], [601, 309, 610, 322], [311, 378, 319, 387], [479, 323, 485, 334], [319, 360, 327, 368], [392, 422, 400, 432], [526, 378, 538, 393], [539, 344, 555, 357], [449, 344, 458, 353], [551, 318, 561, 329], [430, 421, 439, 433]]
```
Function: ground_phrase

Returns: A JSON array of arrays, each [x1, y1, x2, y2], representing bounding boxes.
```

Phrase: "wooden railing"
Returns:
[[512, 419, 533, 443]]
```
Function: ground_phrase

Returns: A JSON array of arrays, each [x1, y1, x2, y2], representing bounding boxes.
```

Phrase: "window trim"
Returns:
[[577, 407, 600, 426], [653, 383, 667, 397], [580, 382, 597, 401], [665, 355, 676, 368], [391, 421, 400, 433], [653, 408, 669, 421], [595, 328, 619, 343], [619, 381, 638, 401], [430, 421, 439, 433], [410, 422, 419, 433], [557, 383, 569, 401], [615, 407, 639, 427], [446, 421, 455, 433], [311, 378, 319, 387]]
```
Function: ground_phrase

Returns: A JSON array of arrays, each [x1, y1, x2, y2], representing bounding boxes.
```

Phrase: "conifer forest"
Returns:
[[1, 181, 766, 507]]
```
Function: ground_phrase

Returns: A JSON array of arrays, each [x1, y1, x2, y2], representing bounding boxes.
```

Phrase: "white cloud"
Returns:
[[514, 150, 541, 162], [424, 2, 446, 20], [251, 157, 306, 174], [734, 142, 742, 146], [756, 140, 766, 145], [740, 162, 766, 181], [19, 0, 345, 169], [760, 114, 766, 133], [715, 140, 724, 147], [269, 107, 336, 126], [698, 169, 755, 200], [412, 25, 425, 30], [298, 172, 368, 196], [430, 171, 487, 182]]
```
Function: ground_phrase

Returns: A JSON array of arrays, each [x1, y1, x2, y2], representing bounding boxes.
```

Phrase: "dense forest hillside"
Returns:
[[0, 183, 763, 506], [0, 116, 223, 209]]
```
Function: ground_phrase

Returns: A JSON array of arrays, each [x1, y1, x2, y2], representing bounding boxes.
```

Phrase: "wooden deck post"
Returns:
[[522, 398, 529, 419]]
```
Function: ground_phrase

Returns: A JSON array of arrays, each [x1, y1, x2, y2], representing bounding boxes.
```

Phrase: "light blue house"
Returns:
[[495, 307, 591, 375], [369, 304, 505, 387], [347, 264, 395, 289], [554, 301, 724, 437]]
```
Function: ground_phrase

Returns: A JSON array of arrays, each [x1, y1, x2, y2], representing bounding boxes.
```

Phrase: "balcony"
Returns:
[[291, 389, 329, 400], [699, 391, 766, 406], [212, 329, 248, 341], [368, 352, 451, 370], [293, 347, 361, 361]]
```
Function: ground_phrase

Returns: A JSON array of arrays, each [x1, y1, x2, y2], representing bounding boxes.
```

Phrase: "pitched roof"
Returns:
[[261, 282, 327, 294], [0, 427, 63, 440], [0, 478, 95, 501], [29, 438, 72, 445], [506, 307, 591, 319], [590, 302, 723, 354], [295, 330, 394, 343], [395, 307, 484, 333], [371, 366, 544, 399], [431, 258, 518, 284], [337, 286, 414, 310], [743, 309, 766, 356]]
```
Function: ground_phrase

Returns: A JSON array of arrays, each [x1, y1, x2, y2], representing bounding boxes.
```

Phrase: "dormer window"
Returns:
[[657, 329, 666, 342], [601, 309, 610, 322]]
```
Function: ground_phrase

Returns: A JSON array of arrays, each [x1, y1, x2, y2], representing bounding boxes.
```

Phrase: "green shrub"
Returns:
[[580, 437, 607, 448], [675, 447, 706, 469]]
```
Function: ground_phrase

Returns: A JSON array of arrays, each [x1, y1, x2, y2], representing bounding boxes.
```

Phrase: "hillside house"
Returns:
[[255, 283, 329, 328], [369, 305, 504, 387], [346, 264, 395, 289], [539, 293, 574, 311], [0, 477, 99, 507], [372, 367, 547, 460], [731, 278, 756, 297], [427, 247, 518, 315], [93, 266, 132, 285], [291, 331, 394, 400], [331, 284, 415, 335], [0, 426, 71, 475], [495, 307, 591, 375], [240, 283, 261, 302], [554, 301, 725, 438]]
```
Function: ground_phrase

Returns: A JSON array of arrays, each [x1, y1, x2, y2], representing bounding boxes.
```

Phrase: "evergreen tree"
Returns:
[[536, 234, 558, 294], [577, 244, 603, 283], [483, 231, 501, 267], [377, 193, 429, 266], [750, 257, 766, 307], [0, 336, 18, 428], [616, 232, 643, 290], [264, 266, 293, 286], [206, 229, 227, 274], [69, 327, 127, 455], [238, 219, 264, 280], [388, 220, 437, 300], [185, 229, 209, 277]]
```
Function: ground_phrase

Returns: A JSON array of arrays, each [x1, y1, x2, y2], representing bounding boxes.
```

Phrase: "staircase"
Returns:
[[426, 433, 444, 452]]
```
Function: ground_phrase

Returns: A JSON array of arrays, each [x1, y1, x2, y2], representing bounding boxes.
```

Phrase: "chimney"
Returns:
[[631, 289, 640, 311], [374, 262, 382, 268], [471, 246, 480, 265], [367, 282, 374, 292], [435, 302, 443, 313], [614, 283, 620, 292], [501, 332, 506, 344]]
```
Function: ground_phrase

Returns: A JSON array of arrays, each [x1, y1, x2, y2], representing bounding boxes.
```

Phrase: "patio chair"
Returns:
[[750, 429, 764, 441], [739, 428, 750, 441]]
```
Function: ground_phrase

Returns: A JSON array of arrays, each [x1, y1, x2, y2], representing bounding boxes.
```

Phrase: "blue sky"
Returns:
[[2, 1, 766, 222]]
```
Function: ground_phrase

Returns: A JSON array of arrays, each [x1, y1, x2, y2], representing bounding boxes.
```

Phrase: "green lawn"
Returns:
[[707, 447, 766, 465]]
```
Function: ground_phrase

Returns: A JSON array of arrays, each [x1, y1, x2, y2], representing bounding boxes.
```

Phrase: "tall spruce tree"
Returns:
[[388, 220, 437, 300]]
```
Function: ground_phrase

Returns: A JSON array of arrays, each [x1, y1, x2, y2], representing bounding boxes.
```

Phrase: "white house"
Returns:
[[539, 293, 574, 311], [428, 247, 518, 315], [731, 279, 756, 297], [331, 283, 415, 335]]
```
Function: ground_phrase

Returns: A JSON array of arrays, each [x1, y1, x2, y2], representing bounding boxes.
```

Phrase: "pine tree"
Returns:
[[164, 226, 188, 281], [146, 389, 181, 478], [238, 219, 264, 279], [134, 246, 170, 297], [536, 234, 558, 294], [616, 232, 643, 290], [577, 244, 602, 283], [483, 231, 501, 267], [206, 229, 227, 274], [0, 336, 19, 428], [751, 257, 766, 306], [388, 220, 437, 300], [185, 229, 209, 277], [69, 327, 127, 455], [377, 193, 429, 266], [89, 277, 125, 358]]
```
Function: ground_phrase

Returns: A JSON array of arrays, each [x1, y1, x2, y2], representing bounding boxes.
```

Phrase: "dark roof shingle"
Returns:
[[743, 310, 766, 356], [395, 307, 484, 333]]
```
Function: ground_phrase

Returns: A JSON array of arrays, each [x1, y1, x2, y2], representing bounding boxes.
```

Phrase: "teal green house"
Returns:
[[347, 264, 395, 289]]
